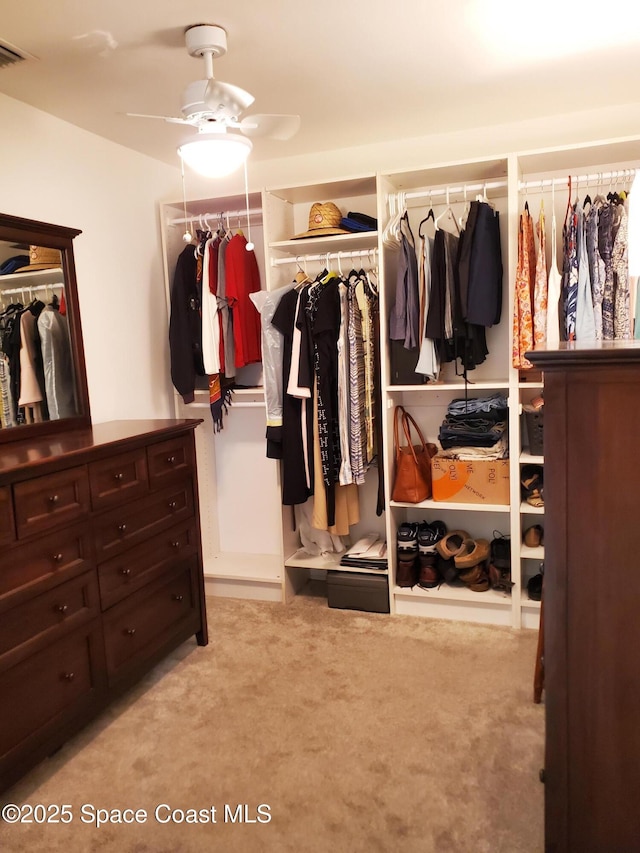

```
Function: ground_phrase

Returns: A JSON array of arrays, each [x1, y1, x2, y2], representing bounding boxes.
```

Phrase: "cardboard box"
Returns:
[[431, 455, 510, 505]]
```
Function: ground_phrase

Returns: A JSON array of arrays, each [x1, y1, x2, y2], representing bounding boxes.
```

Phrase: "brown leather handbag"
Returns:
[[391, 406, 437, 503]]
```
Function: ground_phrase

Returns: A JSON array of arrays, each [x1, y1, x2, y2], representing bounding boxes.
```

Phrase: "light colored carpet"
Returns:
[[1, 589, 544, 852]]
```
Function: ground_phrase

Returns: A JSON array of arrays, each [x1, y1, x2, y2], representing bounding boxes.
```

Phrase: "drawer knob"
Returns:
[[52, 553, 64, 563], [61, 672, 75, 682], [55, 604, 69, 614], [172, 594, 184, 602], [167, 455, 176, 465], [171, 540, 181, 549], [125, 628, 136, 637], [168, 500, 177, 510], [118, 523, 127, 534], [119, 567, 132, 576], [49, 494, 59, 505], [114, 472, 124, 481]]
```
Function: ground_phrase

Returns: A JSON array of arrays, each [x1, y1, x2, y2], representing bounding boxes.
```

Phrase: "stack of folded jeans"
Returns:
[[438, 393, 508, 460]]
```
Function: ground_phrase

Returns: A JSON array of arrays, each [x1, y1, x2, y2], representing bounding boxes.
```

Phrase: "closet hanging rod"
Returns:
[[389, 179, 508, 206], [519, 168, 637, 192], [168, 207, 263, 226], [1, 282, 64, 297], [270, 248, 378, 267]]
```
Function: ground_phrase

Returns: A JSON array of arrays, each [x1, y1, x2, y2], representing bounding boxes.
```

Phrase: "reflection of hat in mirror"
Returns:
[[291, 201, 350, 239], [17, 245, 62, 272]]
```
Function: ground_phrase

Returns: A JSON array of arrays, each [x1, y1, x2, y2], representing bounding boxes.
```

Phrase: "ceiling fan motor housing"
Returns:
[[185, 24, 227, 59]]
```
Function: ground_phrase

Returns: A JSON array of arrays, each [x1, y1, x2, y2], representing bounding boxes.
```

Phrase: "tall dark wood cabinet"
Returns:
[[0, 419, 208, 793], [528, 342, 640, 853]]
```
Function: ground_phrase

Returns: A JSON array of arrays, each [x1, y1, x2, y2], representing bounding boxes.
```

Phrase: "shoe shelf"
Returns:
[[520, 450, 544, 464], [390, 499, 510, 513], [521, 544, 544, 560], [520, 502, 544, 515], [284, 548, 388, 576], [394, 583, 512, 606], [386, 380, 510, 392]]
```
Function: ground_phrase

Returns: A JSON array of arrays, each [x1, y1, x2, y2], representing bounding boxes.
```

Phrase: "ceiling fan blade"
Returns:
[[239, 114, 301, 140], [204, 79, 255, 117], [126, 112, 192, 125]]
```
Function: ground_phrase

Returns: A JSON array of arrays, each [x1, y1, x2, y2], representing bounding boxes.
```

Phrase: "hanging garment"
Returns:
[[612, 203, 631, 339], [562, 204, 579, 342], [575, 206, 596, 341], [533, 207, 548, 346], [585, 201, 605, 340], [599, 202, 616, 340], [201, 235, 221, 375], [0, 355, 15, 428], [347, 275, 367, 485], [217, 235, 235, 378], [225, 233, 262, 369], [547, 211, 562, 347], [37, 305, 76, 419], [512, 206, 535, 368], [18, 308, 44, 408], [168, 244, 204, 404], [249, 284, 293, 459], [355, 275, 376, 463], [310, 377, 359, 536], [337, 281, 353, 486], [271, 287, 314, 505], [464, 200, 503, 328], [388, 213, 420, 349], [415, 233, 439, 379]]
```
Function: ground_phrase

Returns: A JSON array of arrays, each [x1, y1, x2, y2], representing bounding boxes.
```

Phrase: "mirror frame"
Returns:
[[0, 212, 91, 445]]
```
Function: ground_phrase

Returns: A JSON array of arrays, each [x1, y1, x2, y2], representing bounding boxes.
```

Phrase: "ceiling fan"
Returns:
[[127, 24, 301, 177]]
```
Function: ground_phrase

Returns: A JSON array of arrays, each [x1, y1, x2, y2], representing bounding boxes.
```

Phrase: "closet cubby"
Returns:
[[159, 134, 640, 627]]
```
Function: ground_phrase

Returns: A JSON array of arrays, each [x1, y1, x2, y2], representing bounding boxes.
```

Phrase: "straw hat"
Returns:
[[17, 245, 62, 272], [291, 202, 349, 239]]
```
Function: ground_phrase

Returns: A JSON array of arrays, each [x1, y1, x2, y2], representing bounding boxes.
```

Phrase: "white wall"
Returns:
[[0, 92, 181, 424]]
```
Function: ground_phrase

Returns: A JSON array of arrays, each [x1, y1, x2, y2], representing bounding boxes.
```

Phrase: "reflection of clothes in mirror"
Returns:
[[38, 305, 77, 419], [19, 308, 44, 407]]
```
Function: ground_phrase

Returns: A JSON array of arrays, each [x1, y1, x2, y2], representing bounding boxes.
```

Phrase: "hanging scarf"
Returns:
[[209, 373, 233, 432]]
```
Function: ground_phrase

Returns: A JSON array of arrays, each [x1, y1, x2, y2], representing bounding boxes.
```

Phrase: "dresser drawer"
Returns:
[[103, 563, 197, 681], [0, 621, 104, 761], [0, 571, 99, 662], [98, 520, 200, 609], [0, 486, 15, 545], [147, 434, 194, 488], [13, 466, 90, 539], [0, 524, 93, 603], [89, 449, 148, 511], [94, 481, 194, 562]]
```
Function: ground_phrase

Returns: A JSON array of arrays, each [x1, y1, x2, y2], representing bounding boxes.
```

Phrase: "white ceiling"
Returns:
[[1, 0, 640, 169]]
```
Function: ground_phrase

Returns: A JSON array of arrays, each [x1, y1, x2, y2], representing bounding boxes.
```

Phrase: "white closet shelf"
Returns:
[[520, 451, 544, 464], [284, 548, 388, 576], [522, 544, 545, 560], [386, 380, 509, 392], [518, 381, 544, 390], [269, 231, 378, 256], [205, 552, 283, 583], [390, 499, 510, 513], [521, 598, 542, 610], [394, 583, 512, 607], [0, 267, 64, 284], [520, 502, 545, 515]]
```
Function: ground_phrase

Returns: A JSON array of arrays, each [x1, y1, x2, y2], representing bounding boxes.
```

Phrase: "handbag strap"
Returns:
[[402, 408, 429, 454], [393, 405, 406, 453]]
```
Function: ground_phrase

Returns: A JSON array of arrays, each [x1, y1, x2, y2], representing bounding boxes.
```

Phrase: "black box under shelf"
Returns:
[[327, 571, 390, 614]]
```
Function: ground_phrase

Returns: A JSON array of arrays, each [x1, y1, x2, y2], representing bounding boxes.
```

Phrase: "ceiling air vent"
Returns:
[[0, 39, 35, 70]]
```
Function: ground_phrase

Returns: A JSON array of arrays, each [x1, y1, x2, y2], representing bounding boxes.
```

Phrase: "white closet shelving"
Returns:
[[160, 134, 640, 627]]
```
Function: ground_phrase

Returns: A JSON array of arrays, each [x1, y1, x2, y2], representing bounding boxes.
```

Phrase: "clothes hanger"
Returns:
[[434, 188, 460, 235], [418, 192, 435, 238]]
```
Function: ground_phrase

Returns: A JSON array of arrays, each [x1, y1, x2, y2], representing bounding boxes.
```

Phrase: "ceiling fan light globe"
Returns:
[[177, 133, 252, 178]]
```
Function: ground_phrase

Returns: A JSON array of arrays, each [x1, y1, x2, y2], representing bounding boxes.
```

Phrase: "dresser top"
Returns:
[[528, 340, 640, 369], [0, 419, 202, 480]]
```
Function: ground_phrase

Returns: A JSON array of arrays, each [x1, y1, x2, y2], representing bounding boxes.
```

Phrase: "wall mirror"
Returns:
[[0, 212, 90, 445]]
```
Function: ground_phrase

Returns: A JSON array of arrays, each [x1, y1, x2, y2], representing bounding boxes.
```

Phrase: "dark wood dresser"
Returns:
[[0, 418, 207, 793], [528, 342, 640, 852]]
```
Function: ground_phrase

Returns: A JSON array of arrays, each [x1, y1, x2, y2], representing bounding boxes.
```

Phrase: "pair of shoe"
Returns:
[[435, 530, 490, 592], [488, 532, 513, 593], [396, 520, 447, 588], [521, 465, 544, 508]]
